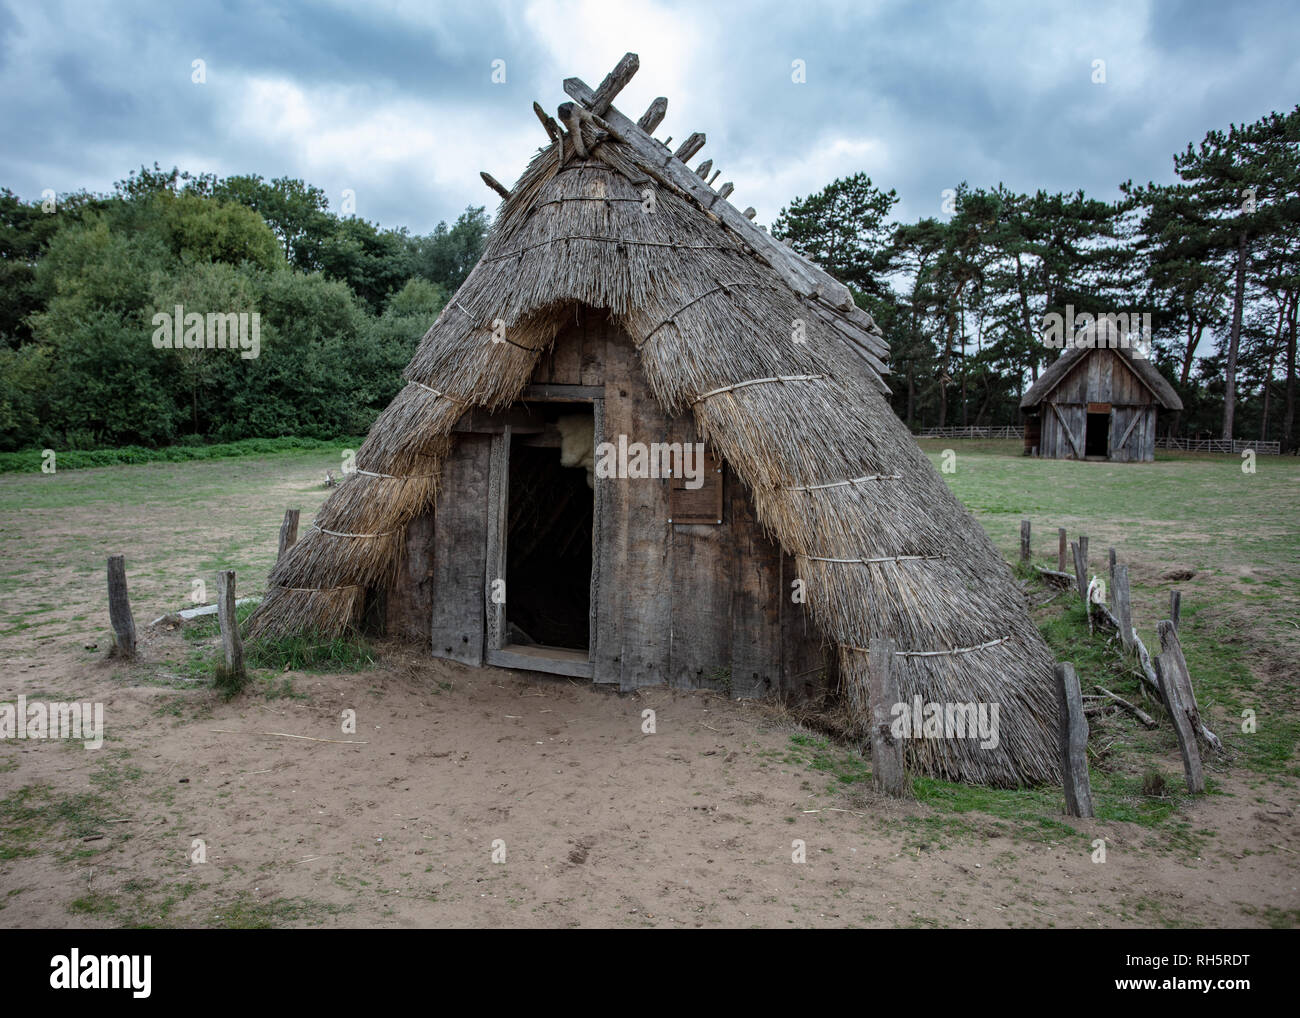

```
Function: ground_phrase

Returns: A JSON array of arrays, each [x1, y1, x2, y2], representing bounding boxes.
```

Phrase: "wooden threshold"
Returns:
[[486, 643, 594, 679]]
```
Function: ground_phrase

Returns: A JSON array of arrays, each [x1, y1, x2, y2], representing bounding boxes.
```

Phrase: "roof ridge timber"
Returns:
[[561, 68, 889, 370]]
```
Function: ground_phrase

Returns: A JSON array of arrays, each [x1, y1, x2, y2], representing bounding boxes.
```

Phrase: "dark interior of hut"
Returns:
[[1086, 412, 1110, 457], [505, 404, 594, 651]]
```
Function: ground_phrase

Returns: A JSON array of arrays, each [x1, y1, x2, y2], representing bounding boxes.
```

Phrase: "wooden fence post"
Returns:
[[1054, 663, 1094, 817], [106, 554, 136, 659], [1108, 547, 1117, 608], [867, 637, 906, 797], [217, 570, 246, 680], [1170, 589, 1181, 631], [1113, 563, 1134, 651], [1157, 620, 1222, 753], [278, 509, 301, 562], [1153, 649, 1204, 794], [1020, 519, 1032, 563], [1057, 528, 1067, 572], [1071, 541, 1087, 600]]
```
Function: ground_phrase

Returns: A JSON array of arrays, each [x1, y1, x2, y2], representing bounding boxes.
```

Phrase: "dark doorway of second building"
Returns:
[[1085, 412, 1110, 458]]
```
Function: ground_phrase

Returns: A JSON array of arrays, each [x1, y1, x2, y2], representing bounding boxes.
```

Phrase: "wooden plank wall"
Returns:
[[428, 434, 491, 664], [579, 318, 825, 696], [1040, 349, 1159, 461], [392, 312, 828, 697]]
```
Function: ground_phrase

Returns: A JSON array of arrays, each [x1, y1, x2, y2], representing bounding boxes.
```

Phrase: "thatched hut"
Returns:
[[249, 55, 1061, 787], [1021, 323, 1183, 462]]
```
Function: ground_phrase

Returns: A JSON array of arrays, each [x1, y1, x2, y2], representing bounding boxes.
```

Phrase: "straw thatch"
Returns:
[[248, 58, 1061, 787]]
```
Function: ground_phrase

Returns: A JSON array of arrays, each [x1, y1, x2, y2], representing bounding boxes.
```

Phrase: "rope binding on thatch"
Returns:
[[779, 473, 904, 491], [637, 281, 778, 350], [406, 379, 468, 402], [692, 374, 827, 403], [354, 469, 440, 480], [842, 636, 1013, 658], [311, 525, 398, 539], [483, 235, 735, 264], [803, 554, 945, 564]]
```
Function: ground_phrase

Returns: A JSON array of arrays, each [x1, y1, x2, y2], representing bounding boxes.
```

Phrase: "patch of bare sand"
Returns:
[[1, 632, 1296, 929]]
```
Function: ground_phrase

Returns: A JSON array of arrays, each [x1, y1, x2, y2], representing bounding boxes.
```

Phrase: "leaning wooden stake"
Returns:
[[1108, 547, 1117, 607], [1020, 519, 1031, 563], [278, 509, 301, 562], [1054, 663, 1094, 817], [1170, 589, 1181, 631], [867, 638, 906, 797], [217, 570, 246, 681], [106, 554, 136, 659], [1153, 650, 1204, 793], [1057, 527, 1067, 572], [1157, 620, 1222, 753], [1113, 563, 1135, 651]]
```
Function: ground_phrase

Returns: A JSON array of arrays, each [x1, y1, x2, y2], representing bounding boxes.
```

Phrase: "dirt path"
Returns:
[[2, 629, 1296, 929]]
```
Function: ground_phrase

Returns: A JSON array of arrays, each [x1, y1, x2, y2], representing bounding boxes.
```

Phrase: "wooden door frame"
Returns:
[[481, 388, 601, 680]]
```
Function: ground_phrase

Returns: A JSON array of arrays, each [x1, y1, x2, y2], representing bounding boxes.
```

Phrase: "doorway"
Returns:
[[504, 404, 594, 651], [1085, 412, 1110, 458]]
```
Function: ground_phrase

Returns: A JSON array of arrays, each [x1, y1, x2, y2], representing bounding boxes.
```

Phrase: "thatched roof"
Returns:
[[248, 55, 1061, 788], [1022, 327, 1184, 410]]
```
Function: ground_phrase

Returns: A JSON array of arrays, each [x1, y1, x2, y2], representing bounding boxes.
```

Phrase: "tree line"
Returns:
[[0, 165, 486, 452], [773, 105, 1300, 450]]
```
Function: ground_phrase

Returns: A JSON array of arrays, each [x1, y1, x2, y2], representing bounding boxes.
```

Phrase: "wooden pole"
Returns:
[[867, 638, 906, 797], [479, 171, 511, 202], [1153, 651, 1204, 793], [636, 96, 668, 132], [1071, 541, 1087, 600], [278, 509, 300, 562], [584, 51, 639, 116], [1057, 527, 1067, 572], [1020, 519, 1032, 563], [1157, 620, 1222, 752], [1170, 589, 1181, 631], [217, 570, 245, 680], [106, 555, 136, 659], [1078, 535, 1089, 581], [1113, 563, 1135, 651], [1054, 663, 1094, 817], [674, 132, 706, 162], [1108, 547, 1117, 608]]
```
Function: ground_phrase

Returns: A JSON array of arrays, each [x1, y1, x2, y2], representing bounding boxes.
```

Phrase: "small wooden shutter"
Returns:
[[670, 449, 724, 525]]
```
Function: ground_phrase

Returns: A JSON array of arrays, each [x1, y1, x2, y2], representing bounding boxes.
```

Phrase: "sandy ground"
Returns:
[[2, 626, 1296, 929]]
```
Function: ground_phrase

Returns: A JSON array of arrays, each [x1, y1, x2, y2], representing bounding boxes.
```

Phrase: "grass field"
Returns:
[[0, 439, 1296, 927]]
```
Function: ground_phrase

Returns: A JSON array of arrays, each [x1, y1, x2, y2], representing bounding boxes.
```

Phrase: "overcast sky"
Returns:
[[4, 0, 1297, 236]]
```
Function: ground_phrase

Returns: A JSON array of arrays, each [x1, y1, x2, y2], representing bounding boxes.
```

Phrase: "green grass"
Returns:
[[0, 435, 366, 475]]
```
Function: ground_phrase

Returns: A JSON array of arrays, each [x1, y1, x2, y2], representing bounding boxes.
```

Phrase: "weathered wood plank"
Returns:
[[278, 509, 300, 562], [1071, 540, 1088, 600], [1170, 589, 1181, 631], [636, 96, 667, 132], [1154, 650, 1205, 793], [1157, 620, 1222, 753], [868, 637, 906, 797], [1055, 662, 1095, 817], [1057, 527, 1067, 572], [484, 431, 509, 654], [217, 570, 245, 680], [1113, 562, 1135, 651], [430, 435, 490, 665], [106, 555, 136, 659], [386, 512, 435, 642], [607, 335, 673, 690], [1020, 518, 1031, 563]]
